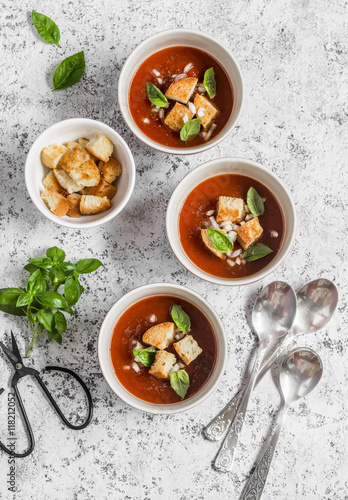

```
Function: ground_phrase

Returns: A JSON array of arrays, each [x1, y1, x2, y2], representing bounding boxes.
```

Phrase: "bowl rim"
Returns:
[[166, 156, 297, 286], [117, 28, 244, 156], [25, 117, 136, 229], [97, 282, 227, 415]]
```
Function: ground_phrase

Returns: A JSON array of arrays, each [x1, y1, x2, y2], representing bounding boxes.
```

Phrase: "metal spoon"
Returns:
[[240, 347, 323, 500], [213, 281, 297, 473], [205, 279, 337, 445]]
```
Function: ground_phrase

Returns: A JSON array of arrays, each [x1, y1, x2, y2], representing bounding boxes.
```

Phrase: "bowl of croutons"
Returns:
[[25, 118, 136, 228]]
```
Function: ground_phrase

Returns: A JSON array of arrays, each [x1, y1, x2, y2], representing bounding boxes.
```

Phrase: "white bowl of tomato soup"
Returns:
[[98, 283, 227, 414], [166, 158, 297, 286], [118, 29, 244, 154]]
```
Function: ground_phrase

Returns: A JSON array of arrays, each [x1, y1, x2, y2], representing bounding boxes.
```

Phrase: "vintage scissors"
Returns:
[[0, 332, 93, 458]]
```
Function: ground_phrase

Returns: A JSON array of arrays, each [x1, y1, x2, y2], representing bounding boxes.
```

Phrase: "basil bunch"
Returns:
[[0, 247, 102, 356]]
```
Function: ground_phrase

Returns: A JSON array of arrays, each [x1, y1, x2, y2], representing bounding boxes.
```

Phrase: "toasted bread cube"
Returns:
[[80, 195, 111, 215], [173, 335, 202, 365], [66, 141, 80, 151], [40, 188, 69, 217], [165, 77, 198, 104], [69, 159, 101, 187], [78, 137, 89, 148], [143, 322, 175, 350], [42, 170, 66, 195], [41, 144, 68, 169], [59, 145, 90, 174], [216, 196, 246, 223], [149, 350, 176, 379], [98, 158, 122, 184], [67, 193, 81, 218], [201, 229, 225, 260], [85, 134, 113, 162], [164, 103, 194, 132], [236, 217, 263, 250], [84, 178, 117, 199], [53, 166, 84, 194], [193, 94, 219, 129]]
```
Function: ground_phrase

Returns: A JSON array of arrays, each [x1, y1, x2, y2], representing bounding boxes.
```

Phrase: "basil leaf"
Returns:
[[37, 309, 55, 333], [28, 257, 53, 270], [26, 269, 46, 294], [75, 258, 103, 274], [24, 263, 39, 274], [64, 275, 81, 306], [54, 311, 67, 334], [49, 268, 66, 288], [180, 118, 201, 143], [170, 370, 189, 399], [171, 305, 191, 333], [36, 291, 67, 309], [243, 245, 273, 262], [59, 262, 76, 272], [247, 187, 265, 216], [146, 82, 168, 107], [0, 288, 27, 316], [133, 348, 157, 367], [46, 247, 65, 263], [206, 228, 234, 253], [53, 51, 85, 90], [16, 292, 33, 307], [52, 332, 63, 344], [203, 67, 216, 98], [32, 10, 61, 47], [60, 305, 74, 316]]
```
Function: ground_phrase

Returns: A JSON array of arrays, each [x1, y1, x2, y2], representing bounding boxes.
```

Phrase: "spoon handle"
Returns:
[[214, 346, 266, 473]]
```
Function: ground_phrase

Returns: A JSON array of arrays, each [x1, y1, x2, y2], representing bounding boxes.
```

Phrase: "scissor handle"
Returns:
[[35, 366, 93, 430]]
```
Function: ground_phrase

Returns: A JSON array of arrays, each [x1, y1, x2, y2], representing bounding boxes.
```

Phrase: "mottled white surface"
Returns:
[[0, 0, 347, 499]]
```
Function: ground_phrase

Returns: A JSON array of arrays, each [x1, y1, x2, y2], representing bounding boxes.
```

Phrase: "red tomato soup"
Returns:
[[110, 296, 216, 404], [179, 174, 284, 279], [129, 46, 233, 148]]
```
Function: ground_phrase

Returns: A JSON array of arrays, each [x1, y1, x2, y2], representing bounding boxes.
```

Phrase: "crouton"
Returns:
[[173, 335, 202, 365], [69, 159, 101, 187], [98, 157, 122, 184], [41, 144, 68, 169], [78, 137, 89, 148], [67, 193, 81, 218], [193, 94, 219, 129], [40, 188, 69, 217], [165, 77, 198, 104], [148, 350, 176, 379], [85, 134, 113, 162], [143, 322, 175, 350], [59, 144, 90, 174], [66, 141, 80, 151], [53, 166, 84, 194], [84, 178, 117, 199], [42, 170, 66, 195], [216, 196, 246, 223], [164, 103, 194, 132], [236, 217, 263, 250], [201, 229, 225, 260], [80, 195, 111, 215]]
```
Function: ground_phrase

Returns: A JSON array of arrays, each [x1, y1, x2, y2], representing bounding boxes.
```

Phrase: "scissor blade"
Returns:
[[0, 341, 19, 368], [11, 331, 23, 364]]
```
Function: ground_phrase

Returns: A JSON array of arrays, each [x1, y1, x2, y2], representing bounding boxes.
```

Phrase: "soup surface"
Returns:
[[179, 174, 284, 279], [110, 295, 216, 404], [129, 46, 234, 148]]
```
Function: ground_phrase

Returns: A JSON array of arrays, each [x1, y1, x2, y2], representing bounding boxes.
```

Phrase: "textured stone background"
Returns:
[[0, 0, 347, 499]]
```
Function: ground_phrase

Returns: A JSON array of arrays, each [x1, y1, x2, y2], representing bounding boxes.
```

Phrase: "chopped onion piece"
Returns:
[[245, 214, 255, 221], [270, 230, 279, 238], [123, 365, 130, 370], [197, 107, 205, 117], [197, 85, 206, 93], [236, 257, 241, 265], [132, 362, 140, 373], [157, 77, 163, 85], [232, 249, 242, 258], [159, 109, 164, 119], [178, 363, 185, 369], [206, 209, 215, 216], [244, 204, 250, 213], [148, 314, 157, 323], [188, 101, 196, 114], [240, 221, 246, 226], [170, 363, 180, 375], [208, 216, 220, 229], [227, 259, 236, 267], [241, 259, 246, 265], [153, 69, 161, 76], [228, 231, 237, 242], [183, 63, 193, 73], [183, 114, 189, 124], [143, 118, 150, 124], [174, 73, 187, 81], [219, 220, 233, 227]]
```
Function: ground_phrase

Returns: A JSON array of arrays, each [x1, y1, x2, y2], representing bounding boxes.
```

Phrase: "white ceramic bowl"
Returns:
[[98, 283, 227, 414], [118, 28, 244, 155], [166, 158, 297, 286], [25, 118, 136, 228]]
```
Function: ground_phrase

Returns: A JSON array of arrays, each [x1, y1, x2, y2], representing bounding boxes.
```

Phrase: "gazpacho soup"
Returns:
[[179, 174, 284, 279], [129, 46, 234, 148], [110, 295, 216, 404]]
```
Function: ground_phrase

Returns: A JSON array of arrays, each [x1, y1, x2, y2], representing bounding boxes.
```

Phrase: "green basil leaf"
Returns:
[[133, 348, 157, 367], [26, 269, 46, 294], [16, 292, 33, 307], [46, 247, 66, 263], [171, 305, 191, 333], [59, 262, 76, 272], [28, 257, 53, 270], [32, 10, 61, 47], [146, 82, 168, 107], [75, 258, 103, 274], [54, 311, 67, 334], [247, 187, 265, 216], [53, 51, 85, 90], [64, 275, 81, 306], [37, 309, 55, 333], [52, 332, 63, 344], [49, 269, 66, 288], [36, 291, 67, 309], [0, 288, 27, 316], [180, 118, 201, 143], [243, 244, 273, 262], [206, 228, 234, 253], [60, 305, 74, 316], [24, 263, 38, 274], [203, 67, 216, 98], [170, 370, 189, 399]]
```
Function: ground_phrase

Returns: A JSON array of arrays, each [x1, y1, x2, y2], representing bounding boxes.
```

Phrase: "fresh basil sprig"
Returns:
[[207, 228, 234, 253], [133, 348, 157, 367], [146, 82, 168, 107], [203, 67, 216, 98], [0, 246, 103, 356], [243, 245, 273, 262], [53, 51, 85, 90], [247, 187, 265, 216], [180, 118, 201, 143], [171, 305, 190, 333], [32, 11, 61, 47], [170, 370, 190, 398]]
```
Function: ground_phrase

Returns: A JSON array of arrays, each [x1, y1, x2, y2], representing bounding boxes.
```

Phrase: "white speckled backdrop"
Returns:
[[0, 0, 347, 499]]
